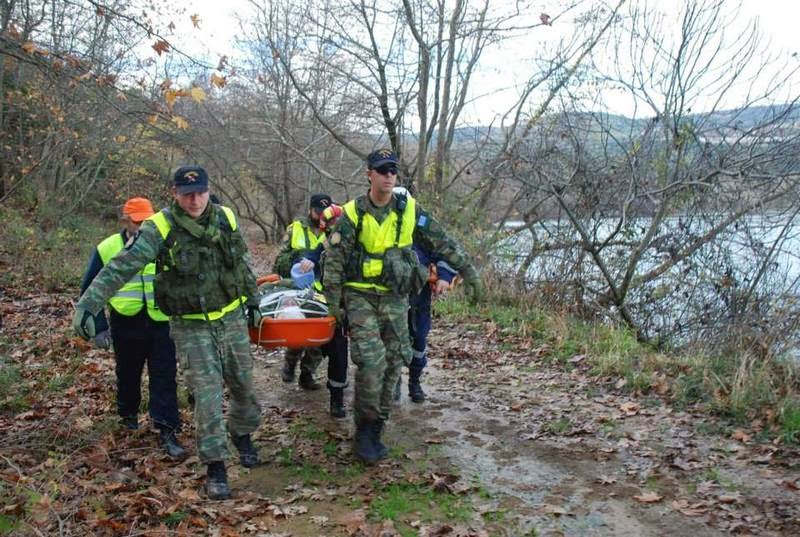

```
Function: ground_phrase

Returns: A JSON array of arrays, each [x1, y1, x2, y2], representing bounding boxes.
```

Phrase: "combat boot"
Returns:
[[281, 360, 296, 383], [329, 387, 346, 419], [159, 429, 187, 460], [232, 434, 261, 468], [408, 368, 426, 403], [299, 371, 321, 391], [120, 415, 138, 430], [353, 421, 379, 464], [371, 420, 389, 459], [206, 461, 231, 500]]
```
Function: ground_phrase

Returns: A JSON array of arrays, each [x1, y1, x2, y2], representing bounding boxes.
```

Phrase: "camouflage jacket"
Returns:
[[77, 208, 258, 318], [323, 192, 473, 308]]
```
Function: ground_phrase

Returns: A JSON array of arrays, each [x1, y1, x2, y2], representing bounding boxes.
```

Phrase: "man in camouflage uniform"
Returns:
[[73, 166, 262, 500], [272, 194, 333, 391], [323, 149, 483, 464]]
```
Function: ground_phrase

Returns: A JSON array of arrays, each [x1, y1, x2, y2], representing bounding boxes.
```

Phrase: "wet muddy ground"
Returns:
[[234, 314, 800, 536]]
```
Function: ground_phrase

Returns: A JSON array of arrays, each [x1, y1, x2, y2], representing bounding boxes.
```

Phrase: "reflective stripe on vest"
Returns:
[[97, 232, 168, 321], [148, 206, 246, 320], [289, 220, 326, 251], [342, 195, 416, 293]]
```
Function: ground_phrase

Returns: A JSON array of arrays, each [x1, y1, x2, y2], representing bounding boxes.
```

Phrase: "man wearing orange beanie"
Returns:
[[79, 197, 184, 460]]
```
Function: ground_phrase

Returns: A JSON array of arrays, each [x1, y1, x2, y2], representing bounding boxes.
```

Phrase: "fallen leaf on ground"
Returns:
[[540, 504, 570, 516], [633, 492, 663, 503], [731, 429, 752, 442], [672, 499, 708, 516], [620, 402, 640, 416]]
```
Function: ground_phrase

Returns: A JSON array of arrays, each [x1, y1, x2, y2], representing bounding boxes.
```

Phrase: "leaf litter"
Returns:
[[2, 268, 800, 535]]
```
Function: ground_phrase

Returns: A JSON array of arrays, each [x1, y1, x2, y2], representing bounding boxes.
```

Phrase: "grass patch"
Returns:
[[46, 373, 75, 393], [0, 514, 19, 535], [289, 418, 327, 441], [481, 509, 507, 523], [369, 482, 472, 529], [0, 357, 30, 413], [780, 398, 800, 443], [323, 440, 338, 458], [544, 417, 571, 435], [162, 511, 188, 527]]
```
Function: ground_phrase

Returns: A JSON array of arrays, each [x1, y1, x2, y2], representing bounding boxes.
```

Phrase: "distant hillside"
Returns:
[[441, 103, 800, 146]]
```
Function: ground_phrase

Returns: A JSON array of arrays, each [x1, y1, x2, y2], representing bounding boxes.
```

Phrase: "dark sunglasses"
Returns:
[[373, 165, 398, 176]]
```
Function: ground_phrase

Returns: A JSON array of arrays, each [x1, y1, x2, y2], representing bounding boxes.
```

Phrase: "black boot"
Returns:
[[408, 366, 426, 403], [206, 461, 231, 500], [120, 415, 138, 430], [329, 387, 346, 419], [159, 429, 187, 460], [299, 371, 321, 391], [371, 420, 388, 459], [281, 360, 296, 383], [232, 434, 261, 468], [353, 421, 379, 464], [393, 374, 401, 402]]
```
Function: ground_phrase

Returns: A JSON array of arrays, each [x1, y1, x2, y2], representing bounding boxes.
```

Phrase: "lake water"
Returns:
[[494, 214, 800, 346]]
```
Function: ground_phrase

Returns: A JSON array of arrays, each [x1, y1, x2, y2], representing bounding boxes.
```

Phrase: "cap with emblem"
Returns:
[[366, 148, 399, 170], [173, 165, 209, 195], [310, 193, 333, 211]]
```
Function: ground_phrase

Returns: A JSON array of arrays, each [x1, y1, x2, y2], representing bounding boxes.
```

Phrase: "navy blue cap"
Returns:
[[173, 165, 209, 194], [366, 148, 399, 169], [310, 193, 332, 211]]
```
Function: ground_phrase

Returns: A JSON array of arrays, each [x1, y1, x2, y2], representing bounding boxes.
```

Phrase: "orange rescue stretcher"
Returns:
[[248, 275, 336, 349]]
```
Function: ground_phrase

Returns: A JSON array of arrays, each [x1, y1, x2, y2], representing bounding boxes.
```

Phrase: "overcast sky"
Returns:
[[168, 0, 800, 122]]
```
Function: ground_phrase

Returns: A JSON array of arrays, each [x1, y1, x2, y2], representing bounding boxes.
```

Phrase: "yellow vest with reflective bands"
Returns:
[[289, 220, 326, 292], [289, 220, 326, 251], [148, 206, 246, 321], [96, 233, 168, 321], [342, 195, 416, 292]]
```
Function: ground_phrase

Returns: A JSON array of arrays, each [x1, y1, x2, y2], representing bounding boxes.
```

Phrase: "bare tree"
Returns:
[[493, 0, 800, 351]]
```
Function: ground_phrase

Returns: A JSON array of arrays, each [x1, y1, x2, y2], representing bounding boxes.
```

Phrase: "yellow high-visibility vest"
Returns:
[[96, 233, 168, 321], [342, 195, 416, 293], [289, 220, 326, 292]]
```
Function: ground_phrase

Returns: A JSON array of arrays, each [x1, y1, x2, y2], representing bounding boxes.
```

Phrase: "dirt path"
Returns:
[[237, 313, 800, 536], [3, 284, 798, 535]]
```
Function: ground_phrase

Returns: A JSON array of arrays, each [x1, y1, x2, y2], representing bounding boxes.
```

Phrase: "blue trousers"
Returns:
[[110, 312, 179, 431], [408, 284, 432, 377], [322, 320, 349, 389]]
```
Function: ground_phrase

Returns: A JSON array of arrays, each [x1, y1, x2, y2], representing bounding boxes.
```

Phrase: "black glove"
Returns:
[[247, 306, 262, 329]]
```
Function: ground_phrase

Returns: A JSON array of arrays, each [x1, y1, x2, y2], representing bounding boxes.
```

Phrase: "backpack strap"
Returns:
[[392, 192, 407, 247]]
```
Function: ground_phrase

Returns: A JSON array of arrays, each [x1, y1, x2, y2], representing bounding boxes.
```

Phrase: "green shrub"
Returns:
[[0, 205, 109, 290]]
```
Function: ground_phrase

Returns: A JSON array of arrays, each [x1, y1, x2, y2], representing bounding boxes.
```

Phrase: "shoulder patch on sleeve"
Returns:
[[329, 231, 342, 245], [416, 213, 429, 228]]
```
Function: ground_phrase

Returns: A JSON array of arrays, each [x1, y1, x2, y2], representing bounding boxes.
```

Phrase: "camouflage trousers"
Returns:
[[284, 346, 323, 376], [344, 288, 411, 423], [170, 311, 261, 463]]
